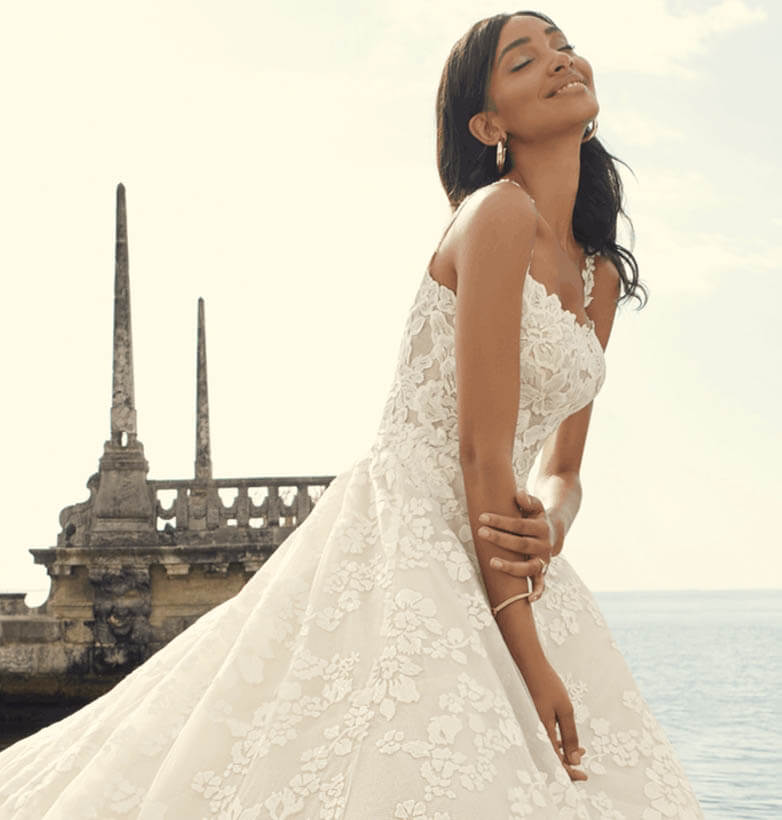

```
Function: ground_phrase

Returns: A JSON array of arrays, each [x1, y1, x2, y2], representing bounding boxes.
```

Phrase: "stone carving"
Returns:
[[58, 473, 98, 547], [90, 567, 153, 674]]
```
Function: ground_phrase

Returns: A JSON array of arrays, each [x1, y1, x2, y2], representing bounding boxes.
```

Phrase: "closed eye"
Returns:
[[511, 44, 576, 73]]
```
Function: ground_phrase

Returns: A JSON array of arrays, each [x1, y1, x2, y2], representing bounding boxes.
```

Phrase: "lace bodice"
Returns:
[[371, 185, 606, 496]]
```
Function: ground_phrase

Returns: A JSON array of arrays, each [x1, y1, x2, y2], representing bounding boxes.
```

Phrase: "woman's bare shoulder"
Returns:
[[450, 182, 538, 273], [458, 180, 537, 230]]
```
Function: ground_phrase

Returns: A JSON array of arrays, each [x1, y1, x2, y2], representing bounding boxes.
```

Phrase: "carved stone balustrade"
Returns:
[[151, 476, 330, 539]]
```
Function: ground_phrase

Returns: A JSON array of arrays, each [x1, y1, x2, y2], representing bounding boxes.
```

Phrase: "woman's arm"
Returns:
[[532, 470, 581, 557], [452, 182, 544, 668], [480, 256, 622, 568]]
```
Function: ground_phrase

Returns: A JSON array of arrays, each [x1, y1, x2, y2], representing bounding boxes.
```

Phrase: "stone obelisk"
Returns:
[[194, 298, 212, 481], [90, 183, 156, 543], [189, 297, 220, 530]]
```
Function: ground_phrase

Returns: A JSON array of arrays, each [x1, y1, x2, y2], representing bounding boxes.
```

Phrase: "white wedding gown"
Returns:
[[0, 180, 704, 819]]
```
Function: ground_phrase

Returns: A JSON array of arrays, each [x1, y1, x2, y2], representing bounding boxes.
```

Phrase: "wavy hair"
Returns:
[[435, 10, 646, 308]]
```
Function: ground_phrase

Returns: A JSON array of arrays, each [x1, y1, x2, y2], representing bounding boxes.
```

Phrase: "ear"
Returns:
[[468, 110, 503, 148]]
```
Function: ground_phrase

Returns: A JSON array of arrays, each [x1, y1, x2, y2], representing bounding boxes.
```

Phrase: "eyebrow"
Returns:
[[495, 25, 561, 67]]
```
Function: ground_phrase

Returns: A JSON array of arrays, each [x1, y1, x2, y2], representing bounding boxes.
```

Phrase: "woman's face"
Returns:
[[482, 14, 599, 143]]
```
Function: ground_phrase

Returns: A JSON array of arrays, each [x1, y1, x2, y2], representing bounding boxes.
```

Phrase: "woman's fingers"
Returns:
[[542, 718, 563, 764], [479, 512, 545, 538], [489, 555, 546, 601], [515, 489, 545, 515], [545, 718, 588, 781], [480, 515, 553, 593], [478, 513, 551, 556], [478, 526, 547, 555], [489, 556, 545, 580], [542, 708, 588, 782], [557, 709, 587, 778], [559, 744, 588, 781], [563, 761, 588, 782], [529, 568, 546, 602], [479, 512, 538, 534]]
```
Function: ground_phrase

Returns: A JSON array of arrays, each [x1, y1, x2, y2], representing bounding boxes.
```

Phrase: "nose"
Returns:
[[552, 52, 575, 72]]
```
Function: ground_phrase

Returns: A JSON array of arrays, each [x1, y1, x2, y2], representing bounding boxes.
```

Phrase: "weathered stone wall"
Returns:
[[0, 545, 276, 700]]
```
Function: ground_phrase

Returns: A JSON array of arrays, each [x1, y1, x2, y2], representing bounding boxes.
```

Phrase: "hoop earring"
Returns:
[[582, 119, 598, 143], [496, 134, 507, 173]]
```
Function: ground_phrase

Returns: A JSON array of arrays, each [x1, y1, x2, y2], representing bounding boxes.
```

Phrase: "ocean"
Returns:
[[593, 589, 782, 820]]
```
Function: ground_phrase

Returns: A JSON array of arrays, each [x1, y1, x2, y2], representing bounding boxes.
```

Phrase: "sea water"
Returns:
[[593, 588, 781, 820]]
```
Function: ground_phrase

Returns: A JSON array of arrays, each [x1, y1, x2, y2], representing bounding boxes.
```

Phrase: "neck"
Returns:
[[507, 130, 583, 257]]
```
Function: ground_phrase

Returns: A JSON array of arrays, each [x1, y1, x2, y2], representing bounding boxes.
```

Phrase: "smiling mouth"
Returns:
[[549, 81, 587, 98]]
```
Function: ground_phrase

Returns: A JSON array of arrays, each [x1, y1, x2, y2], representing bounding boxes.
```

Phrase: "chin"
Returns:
[[580, 99, 600, 121]]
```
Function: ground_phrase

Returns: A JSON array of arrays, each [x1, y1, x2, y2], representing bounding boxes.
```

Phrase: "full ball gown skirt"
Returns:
[[0, 224, 705, 818]]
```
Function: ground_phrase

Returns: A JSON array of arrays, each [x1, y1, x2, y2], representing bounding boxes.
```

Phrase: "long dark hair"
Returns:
[[435, 10, 647, 308]]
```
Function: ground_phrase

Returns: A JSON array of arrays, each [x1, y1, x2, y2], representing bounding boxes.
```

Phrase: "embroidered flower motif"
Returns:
[[383, 589, 443, 654], [367, 645, 423, 720], [431, 538, 474, 583]]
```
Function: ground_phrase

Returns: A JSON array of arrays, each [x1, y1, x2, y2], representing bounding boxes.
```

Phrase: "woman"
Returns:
[[0, 10, 704, 819]]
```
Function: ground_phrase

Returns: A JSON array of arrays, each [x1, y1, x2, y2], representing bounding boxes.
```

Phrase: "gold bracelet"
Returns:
[[491, 577, 533, 617]]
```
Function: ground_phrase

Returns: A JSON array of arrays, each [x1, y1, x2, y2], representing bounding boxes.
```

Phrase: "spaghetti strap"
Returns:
[[493, 179, 539, 272], [495, 177, 536, 206]]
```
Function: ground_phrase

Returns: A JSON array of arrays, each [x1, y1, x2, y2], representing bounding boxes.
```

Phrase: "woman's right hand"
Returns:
[[519, 656, 588, 781], [479, 490, 555, 602]]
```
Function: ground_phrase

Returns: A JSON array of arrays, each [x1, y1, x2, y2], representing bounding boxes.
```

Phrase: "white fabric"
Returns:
[[0, 187, 704, 818]]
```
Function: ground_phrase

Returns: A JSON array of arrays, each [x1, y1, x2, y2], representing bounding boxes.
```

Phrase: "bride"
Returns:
[[0, 10, 704, 819]]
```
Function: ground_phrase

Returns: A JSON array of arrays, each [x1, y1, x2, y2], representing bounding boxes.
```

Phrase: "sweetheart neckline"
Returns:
[[423, 262, 602, 345]]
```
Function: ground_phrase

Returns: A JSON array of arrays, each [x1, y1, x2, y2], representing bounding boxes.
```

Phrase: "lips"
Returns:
[[547, 75, 586, 98]]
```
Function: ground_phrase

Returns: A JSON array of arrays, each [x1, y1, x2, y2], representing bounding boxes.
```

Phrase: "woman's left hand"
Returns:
[[479, 490, 556, 602]]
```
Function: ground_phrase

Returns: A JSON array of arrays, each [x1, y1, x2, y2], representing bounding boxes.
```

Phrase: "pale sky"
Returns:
[[1, 0, 780, 604]]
